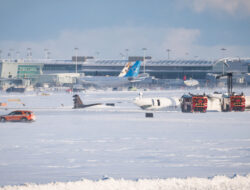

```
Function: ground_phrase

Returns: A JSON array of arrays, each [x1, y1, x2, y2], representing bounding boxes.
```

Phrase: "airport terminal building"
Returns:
[[1, 56, 250, 86]]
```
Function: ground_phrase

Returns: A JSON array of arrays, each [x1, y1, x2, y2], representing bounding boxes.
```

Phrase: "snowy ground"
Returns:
[[0, 89, 250, 189]]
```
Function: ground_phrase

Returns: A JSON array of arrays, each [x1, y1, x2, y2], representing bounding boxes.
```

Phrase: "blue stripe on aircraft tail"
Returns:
[[124, 61, 141, 77]]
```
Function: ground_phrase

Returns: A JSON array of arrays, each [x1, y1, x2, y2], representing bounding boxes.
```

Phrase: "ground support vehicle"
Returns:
[[0, 110, 36, 122], [221, 94, 245, 112], [181, 94, 208, 113]]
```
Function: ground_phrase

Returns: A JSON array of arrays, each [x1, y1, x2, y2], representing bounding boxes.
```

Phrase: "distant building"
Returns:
[[81, 59, 213, 80], [1, 57, 250, 85], [0, 59, 42, 82], [212, 58, 250, 74]]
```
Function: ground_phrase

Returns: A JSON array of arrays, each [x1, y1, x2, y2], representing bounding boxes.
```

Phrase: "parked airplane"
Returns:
[[118, 62, 133, 77], [79, 61, 142, 87], [184, 78, 199, 87], [134, 92, 180, 111], [164, 78, 199, 88]]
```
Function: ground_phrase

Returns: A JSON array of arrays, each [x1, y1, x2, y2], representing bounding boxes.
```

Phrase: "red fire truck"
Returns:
[[230, 95, 245, 111], [222, 94, 245, 112], [221, 94, 246, 112], [216, 72, 246, 112], [181, 94, 208, 113]]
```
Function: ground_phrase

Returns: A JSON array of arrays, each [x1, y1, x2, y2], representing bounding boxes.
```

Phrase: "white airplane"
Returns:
[[164, 78, 199, 87], [134, 92, 180, 111], [184, 78, 199, 87], [79, 61, 142, 88]]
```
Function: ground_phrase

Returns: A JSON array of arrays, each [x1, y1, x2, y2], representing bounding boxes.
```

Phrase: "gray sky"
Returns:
[[0, 0, 250, 60]]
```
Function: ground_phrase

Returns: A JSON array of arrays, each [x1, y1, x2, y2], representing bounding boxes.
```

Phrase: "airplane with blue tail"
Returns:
[[79, 61, 142, 88], [124, 60, 141, 78]]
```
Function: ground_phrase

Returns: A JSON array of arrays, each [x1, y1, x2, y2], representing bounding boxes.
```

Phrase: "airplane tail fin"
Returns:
[[118, 62, 133, 77], [73, 94, 84, 108], [124, 61, 141, 77]]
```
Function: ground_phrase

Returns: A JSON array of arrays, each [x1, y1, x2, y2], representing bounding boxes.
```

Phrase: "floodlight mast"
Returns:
[[220, 48, 227, 74], [215, 59, 232, 95], [74, 48, 78, 74], [125, 49, 129, 60], [44, 49, 49, 59], [142, 48, 147, 74], [16, 51, 20, 59], [166, 49, 171, 59]]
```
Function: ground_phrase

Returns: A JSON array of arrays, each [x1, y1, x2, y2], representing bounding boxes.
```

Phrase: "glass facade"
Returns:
[[41, 60, 213, 79], [43, 64, 81, 72], [17, 65, 41, 79], [80, 64, 213, 79], [38, 59, 249, 80]]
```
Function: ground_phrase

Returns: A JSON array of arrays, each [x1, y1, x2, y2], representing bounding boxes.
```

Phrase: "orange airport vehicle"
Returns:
[[181, 94, 208, 113], [0, 110, 36, 122]]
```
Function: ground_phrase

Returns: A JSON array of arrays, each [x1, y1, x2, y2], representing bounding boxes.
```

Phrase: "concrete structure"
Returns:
[[0, 61, 18, 78], [0, 59, 42, 80], [1, 57, 250, 87], [37, 73, 80, 86], [213, 58, 250, 74]]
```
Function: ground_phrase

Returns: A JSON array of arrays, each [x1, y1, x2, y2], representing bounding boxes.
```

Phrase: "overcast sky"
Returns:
[[0, 0, 250, 60]]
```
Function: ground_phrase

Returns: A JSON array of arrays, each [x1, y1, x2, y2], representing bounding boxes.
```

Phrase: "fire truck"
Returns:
[[216, 73, 245, 112], [230, 94, 245, 111], [221, 93, 245, 112], [181, 94, 208, 113]]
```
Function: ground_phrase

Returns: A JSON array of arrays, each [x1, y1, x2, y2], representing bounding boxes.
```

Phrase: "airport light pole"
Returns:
[[237, 56, 241, 62], [166, 49, 171, 59], [27, 48, 32, 60], [221, 47, 227, 52], [142, 48, 147, 74], [120, 53, 125, 60], [74, 47, 78, 74], [125, 49, 129, 60], [16, 51, 20, 59], [30, 51, 32, 60], [237, 56, 243, 73], [44, 49, 48, 59], [47, 51, 51, 59], [221, 48, 227, 74], [7, 52, 10, 61], [9, 48, 13, 61], [96, 51, 100, 60]]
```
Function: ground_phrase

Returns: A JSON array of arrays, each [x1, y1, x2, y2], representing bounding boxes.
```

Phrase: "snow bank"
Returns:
[[1, 175, 250, 190]]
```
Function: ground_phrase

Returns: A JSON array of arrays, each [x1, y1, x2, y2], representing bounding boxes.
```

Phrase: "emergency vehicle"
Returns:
[[181, 94, 208, 113]]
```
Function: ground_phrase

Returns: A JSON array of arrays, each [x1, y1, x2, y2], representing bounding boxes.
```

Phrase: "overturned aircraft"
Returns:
[[73, 94, 102, 109], [134, 92, 180, 111]]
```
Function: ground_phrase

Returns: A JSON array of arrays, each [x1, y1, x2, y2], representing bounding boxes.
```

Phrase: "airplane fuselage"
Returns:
[[134, 97, 180, 110], [79, 76, 133, 87]]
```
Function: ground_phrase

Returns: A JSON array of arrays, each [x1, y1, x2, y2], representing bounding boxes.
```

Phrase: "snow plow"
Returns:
[[181, 94, 208, 113]]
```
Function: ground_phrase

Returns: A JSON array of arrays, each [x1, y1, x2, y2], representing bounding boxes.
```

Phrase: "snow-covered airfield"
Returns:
[[1, 88, 250, 189]]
